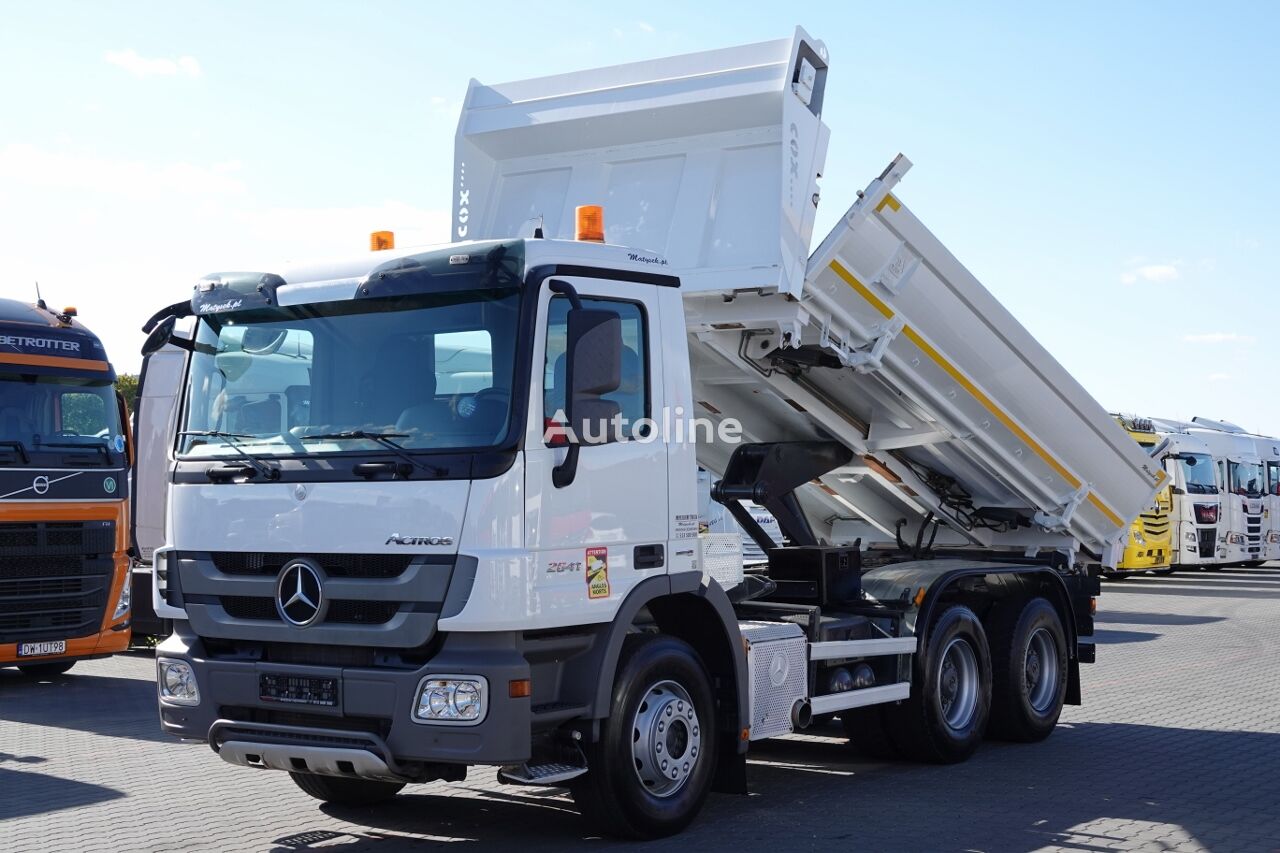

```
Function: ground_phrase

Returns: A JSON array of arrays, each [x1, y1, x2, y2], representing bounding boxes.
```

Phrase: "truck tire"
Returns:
[[18, 661, 75, 679], [288, 772, 405, 806], [840, 706, 901, 760], [885, 603, 991, 764], [571, 634, 717, 839], [988, 597, 1068, 742], [1150, 568, 1176, 576]]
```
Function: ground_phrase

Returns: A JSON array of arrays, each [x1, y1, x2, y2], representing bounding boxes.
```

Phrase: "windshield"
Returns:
[[0, 373, 125, 464], [1228, 460, 1265, 497], [1178, 453, 1218, 494], [180, 289, 521, 458]]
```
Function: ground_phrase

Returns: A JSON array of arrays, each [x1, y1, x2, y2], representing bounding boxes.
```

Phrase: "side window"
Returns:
[[543, 293, 648, 441]]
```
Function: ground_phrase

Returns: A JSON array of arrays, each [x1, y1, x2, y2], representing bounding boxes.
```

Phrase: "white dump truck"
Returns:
[[137, 29, 1164, 839]]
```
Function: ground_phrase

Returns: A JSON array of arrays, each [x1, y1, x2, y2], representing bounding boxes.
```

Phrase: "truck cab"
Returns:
[[1183, 418, 1265, 565], [0, 298, 133, 676]]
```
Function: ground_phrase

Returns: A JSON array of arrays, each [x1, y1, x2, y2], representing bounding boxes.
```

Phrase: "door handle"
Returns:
[[634, 544, 665, 570]]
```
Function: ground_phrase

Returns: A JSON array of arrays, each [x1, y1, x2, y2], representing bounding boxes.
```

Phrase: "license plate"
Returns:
[[259, 673, 339, 707], [17, 640, 66, 657]]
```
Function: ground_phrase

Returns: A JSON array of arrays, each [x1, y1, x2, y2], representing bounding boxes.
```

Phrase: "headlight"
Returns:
[[412, 675, 487, 725], [113, 577, 132, 619], [1185, 532, 1197, 543], [1131, 531, 1146, 546], [157, 658, 200, 706]]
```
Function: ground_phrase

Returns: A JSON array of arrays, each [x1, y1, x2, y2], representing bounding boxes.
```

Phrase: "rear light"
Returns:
[[1193, 504, 1218, 524]]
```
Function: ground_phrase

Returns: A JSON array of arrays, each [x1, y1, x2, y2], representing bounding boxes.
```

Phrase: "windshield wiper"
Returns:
[[180, 430, 281, 481], [302, 430, 443, 475], [39, 440, 112, 464], [0, 440, 30, 464]]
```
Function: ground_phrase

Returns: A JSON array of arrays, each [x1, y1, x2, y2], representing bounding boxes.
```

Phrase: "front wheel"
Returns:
[[18, 661, 75, 679], [884, 603, 991, 763], [289, 772, 405, 806], [1150, 568, 1176, 576], [988, 597, 1068, 742], [571, 634, 717, 839]]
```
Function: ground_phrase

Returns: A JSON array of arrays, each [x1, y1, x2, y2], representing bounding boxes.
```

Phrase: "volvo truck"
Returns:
[[138, 31, 1165, 838], [0, 298, 132, 676]]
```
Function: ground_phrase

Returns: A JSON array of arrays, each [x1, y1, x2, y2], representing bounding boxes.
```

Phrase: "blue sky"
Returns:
[[2, 2, 1276, 432]]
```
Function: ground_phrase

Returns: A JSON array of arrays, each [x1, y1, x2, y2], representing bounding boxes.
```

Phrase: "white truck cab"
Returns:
[[1178, 418, 1267, 565], [138, 30, 1165, 839]]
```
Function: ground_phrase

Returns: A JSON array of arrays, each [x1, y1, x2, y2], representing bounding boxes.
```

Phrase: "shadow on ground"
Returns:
[[252, 721, 1280, 852]]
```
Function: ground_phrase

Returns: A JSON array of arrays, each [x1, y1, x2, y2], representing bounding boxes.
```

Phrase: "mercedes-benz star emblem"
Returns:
[[275, 560, 324, 627]]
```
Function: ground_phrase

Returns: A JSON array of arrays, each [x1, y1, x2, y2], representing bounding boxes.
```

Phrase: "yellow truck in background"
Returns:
[[1109, 415, 1175, 577]]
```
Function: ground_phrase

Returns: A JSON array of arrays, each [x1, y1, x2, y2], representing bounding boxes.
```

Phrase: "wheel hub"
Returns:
[[631, 680, 701, 798], [1024, 627, 1060, 715], [937, 637, 978, 731]]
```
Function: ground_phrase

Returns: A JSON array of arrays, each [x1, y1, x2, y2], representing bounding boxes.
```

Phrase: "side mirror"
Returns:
[[116, 390, 135, 468], [141, 315, 177, 356], [549, 284, 624, 488]]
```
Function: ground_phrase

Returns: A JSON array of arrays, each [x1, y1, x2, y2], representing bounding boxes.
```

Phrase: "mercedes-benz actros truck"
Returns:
[[137, 30, 1165, 839], [1, 298, 133, 677]]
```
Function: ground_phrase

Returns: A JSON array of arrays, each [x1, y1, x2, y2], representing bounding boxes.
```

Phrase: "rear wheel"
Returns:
[[571, 634, 717, 839], [289, 772, 405, 806], [18, 661, 75, 679], [988, 597, 1068, 742], [883, 604, 991, 763]]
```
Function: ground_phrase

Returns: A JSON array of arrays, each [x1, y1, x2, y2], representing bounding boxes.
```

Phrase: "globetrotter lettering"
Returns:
[[0, 335, 81, 352]]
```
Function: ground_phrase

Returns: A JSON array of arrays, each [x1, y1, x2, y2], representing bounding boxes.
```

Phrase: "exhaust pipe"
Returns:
[[791, 698, 813, 729]]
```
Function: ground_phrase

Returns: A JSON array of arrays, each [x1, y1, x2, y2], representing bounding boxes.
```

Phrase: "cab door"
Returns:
[[524, 276, 669, 628]]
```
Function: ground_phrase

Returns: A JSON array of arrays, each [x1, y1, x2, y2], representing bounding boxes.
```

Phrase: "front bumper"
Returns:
[[157, 625, 532, 772]]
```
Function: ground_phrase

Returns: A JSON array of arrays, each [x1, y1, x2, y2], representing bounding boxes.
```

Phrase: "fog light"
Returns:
[[412, 675, 488, 726], [157, 658, 199, 706]]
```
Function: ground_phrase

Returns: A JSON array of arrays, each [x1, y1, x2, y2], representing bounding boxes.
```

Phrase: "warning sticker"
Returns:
[[586, 547, 610, 599]]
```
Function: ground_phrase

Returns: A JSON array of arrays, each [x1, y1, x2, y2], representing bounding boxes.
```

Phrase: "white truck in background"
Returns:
[[136, 30, 1165, 839], [1162, 418, 1268, 566]]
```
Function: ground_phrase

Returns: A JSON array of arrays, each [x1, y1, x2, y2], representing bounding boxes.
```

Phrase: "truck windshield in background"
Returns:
[[180, 289, 521, 458], [1179, 453, 1218, 494], [0, 373, 125, 465], [1228, 460, 1265, 497]]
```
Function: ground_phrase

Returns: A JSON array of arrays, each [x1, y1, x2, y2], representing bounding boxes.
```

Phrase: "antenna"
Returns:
[[35, 281, 47, 310]]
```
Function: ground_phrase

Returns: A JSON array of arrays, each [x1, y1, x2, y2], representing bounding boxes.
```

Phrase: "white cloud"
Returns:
[[1119, 262, 1179, 285], [1208, 373, 1232, 382], [1182, 332, 1256, 344], [104, 48, 201, 78], [637, 21, 656, 33]]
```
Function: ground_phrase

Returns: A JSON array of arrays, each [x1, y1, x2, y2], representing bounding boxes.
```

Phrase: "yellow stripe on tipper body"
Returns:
[[827, 259, 1127, 530]]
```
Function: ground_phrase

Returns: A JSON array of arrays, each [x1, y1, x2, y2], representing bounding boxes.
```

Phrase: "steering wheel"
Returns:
[[458, 387, 511, 420]]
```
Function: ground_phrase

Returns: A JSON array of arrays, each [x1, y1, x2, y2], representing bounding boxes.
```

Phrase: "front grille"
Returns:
[[1197, 528, 1216, 558], [327, 600, 400, 625], [0, 521, 115, 643], [220, 595, 401, 626], [222, 596, 280, 621], [211, 552, 414, 579]]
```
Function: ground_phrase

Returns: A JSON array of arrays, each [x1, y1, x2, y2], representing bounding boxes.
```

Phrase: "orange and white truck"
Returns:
[[0, 297, 133, 677]]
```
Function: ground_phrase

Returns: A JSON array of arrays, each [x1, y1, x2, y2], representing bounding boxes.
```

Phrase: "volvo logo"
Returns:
[[32, 476, 49, 495], [275, 560, 325, 627]]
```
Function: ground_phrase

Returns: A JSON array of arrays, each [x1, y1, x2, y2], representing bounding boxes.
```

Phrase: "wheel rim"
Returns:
[[937, 637, 979, 731], [631, 679, 702, 798], [1024, 627, 1060, 714]]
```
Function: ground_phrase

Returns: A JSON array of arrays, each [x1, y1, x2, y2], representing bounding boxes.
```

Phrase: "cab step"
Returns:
[[497, 760, 588, 787]]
